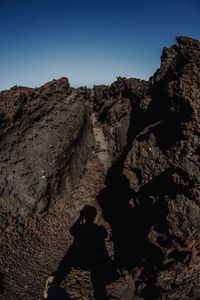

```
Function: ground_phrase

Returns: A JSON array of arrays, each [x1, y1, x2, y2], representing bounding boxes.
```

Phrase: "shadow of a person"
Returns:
[[51, 205, 118, 300], [46, 285, 72, 300]]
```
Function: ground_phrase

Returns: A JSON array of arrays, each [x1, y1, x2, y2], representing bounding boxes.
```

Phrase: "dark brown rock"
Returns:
[[0, 36, 200, 300], [0, 78, 94, 216], [123, 36, 200, 299], [91, 77, 149, 159]]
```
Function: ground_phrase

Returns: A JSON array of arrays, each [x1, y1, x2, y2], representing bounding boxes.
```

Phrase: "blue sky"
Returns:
[[0, 0, 200, 90]]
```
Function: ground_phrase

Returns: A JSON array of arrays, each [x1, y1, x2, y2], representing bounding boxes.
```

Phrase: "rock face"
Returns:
[[0, 36, 200, 300], [92, 78, 149, 160], [123, 36, 200, 298], [0, 78, 94, 215]]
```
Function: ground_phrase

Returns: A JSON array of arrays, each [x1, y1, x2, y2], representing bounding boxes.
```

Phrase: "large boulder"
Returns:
[[0, 78, 94, 216]]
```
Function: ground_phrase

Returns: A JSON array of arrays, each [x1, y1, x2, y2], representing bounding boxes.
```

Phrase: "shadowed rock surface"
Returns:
[[0, 36, 200, 299]]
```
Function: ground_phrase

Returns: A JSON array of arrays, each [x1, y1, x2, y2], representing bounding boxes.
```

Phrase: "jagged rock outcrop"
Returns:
[[0, 36, 200, 300], [123, 36, 200, 299], [0, 78, 94, 216], [91, 78, 149, 160]]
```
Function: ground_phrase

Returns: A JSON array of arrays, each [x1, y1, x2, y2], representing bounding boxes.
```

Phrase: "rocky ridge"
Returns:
[[0, 36, 200, 299]]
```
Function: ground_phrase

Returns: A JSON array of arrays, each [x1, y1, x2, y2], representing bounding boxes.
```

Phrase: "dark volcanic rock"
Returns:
[[0, 78, 94, 216], [123, 36, 200, 299], [0, 36, 200, 300], [92, 77, 149, 160]]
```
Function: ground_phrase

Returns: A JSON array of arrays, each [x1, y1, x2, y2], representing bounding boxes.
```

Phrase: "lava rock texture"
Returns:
[[0, 36, 200, 300], [0, 78, 93, 215]]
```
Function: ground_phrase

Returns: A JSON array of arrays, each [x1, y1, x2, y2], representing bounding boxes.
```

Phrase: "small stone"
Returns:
[[5, 226, 12, 233], [18, 224, 24, 234]]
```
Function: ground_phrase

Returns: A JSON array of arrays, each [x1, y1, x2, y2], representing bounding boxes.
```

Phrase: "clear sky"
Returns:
[[0, 0, 200, 90]]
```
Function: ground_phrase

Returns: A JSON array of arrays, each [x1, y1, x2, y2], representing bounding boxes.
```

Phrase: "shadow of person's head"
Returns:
[[47, 285, 72, 300], [80, 205, 97, 223]]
